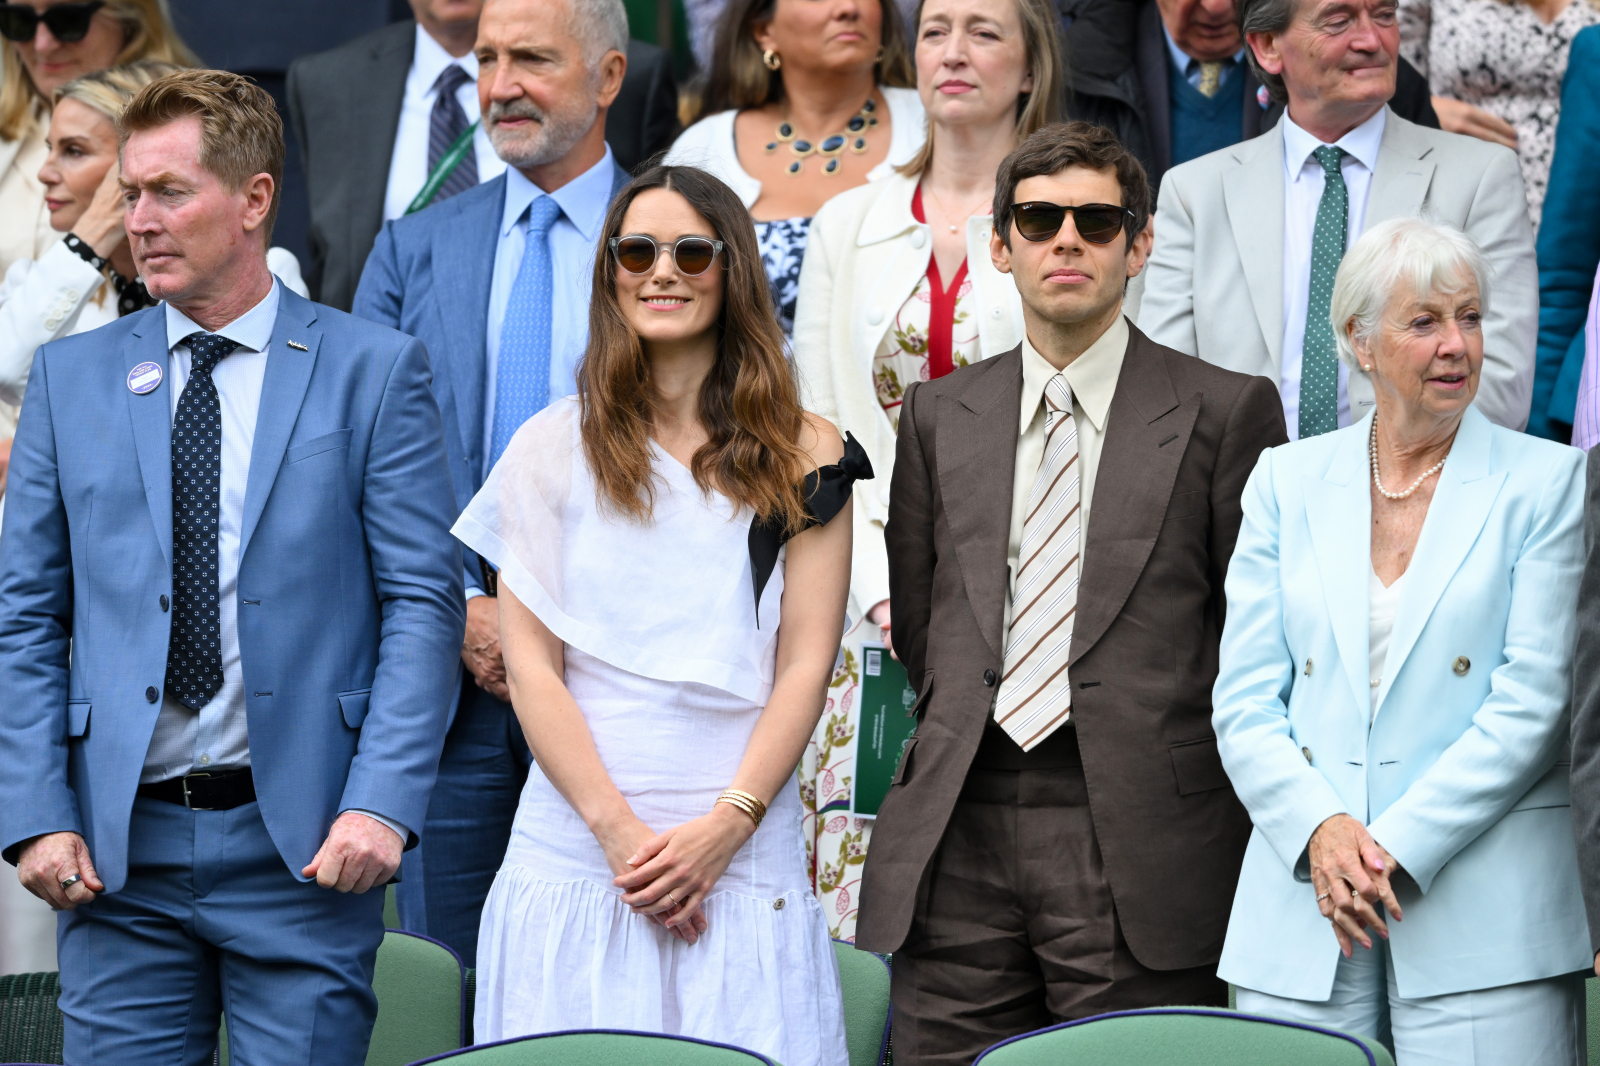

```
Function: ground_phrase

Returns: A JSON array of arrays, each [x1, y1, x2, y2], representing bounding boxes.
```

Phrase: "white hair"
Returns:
[[569, 0, 630, 62], [1330, 217, 1492, 372]]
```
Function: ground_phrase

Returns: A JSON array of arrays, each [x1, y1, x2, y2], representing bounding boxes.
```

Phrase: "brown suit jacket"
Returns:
[[855, 323, 1288, 970]]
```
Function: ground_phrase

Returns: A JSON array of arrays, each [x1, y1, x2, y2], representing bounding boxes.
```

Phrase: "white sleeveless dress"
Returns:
[[451, 398, 848, 1066]]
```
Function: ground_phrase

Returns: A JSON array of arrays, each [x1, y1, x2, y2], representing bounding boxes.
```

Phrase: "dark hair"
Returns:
[[992, 121, 1150, 250], [578, 165, 812, 534], [120, 69, 284, 241], [695, 0, 914, 120], [1238, 0, 1297, 106]]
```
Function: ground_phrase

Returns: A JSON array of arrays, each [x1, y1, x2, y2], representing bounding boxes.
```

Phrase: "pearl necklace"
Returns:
[[1369, 418, 1446, 501]]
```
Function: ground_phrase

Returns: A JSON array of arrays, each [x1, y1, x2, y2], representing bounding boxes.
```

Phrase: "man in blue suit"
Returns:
[[0, 70, 464, 1065], [353, 0, 632, 965]]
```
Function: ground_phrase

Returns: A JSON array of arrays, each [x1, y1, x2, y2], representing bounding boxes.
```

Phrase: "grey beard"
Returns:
[[488, 98, 600, 170]]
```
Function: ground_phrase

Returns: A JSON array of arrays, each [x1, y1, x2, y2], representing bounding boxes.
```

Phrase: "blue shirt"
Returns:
[[483, 149, 616, 471], [1161, 26, 1246, 90]]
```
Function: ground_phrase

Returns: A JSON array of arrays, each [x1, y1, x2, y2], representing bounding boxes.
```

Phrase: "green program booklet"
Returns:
[[852, 643, 919, 818]]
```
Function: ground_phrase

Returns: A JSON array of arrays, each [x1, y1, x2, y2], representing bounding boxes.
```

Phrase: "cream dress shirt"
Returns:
[[1002, 315, 1128, 644]]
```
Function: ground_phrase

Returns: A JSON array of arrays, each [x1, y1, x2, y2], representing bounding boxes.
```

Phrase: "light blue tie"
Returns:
[[490, 195, 564, 471]]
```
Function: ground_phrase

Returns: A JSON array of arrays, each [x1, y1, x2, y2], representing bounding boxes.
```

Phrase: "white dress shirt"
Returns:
[[1160, 26, 1247, 89], [381, 23, 505, 223], [1279, 107, 1386, 440], [483, 151, 616, 469], [143, 281, 406, 839]]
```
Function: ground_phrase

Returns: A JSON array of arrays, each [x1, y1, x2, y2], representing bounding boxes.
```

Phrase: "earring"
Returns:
[[875, 47, 884, 61], [762, 49, 781, 70], [1362, 365, 1372, 372]]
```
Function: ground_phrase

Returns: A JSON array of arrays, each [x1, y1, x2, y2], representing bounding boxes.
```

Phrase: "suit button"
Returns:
[[1302, 746, 1313, 765], [1453, 656, 1470, 676], [910, 229, 927, 249], [1304, 658, 1313, 676], [160, 594, 169, 612], [983, 669, 997, 687], [145, 686, 158, 703]]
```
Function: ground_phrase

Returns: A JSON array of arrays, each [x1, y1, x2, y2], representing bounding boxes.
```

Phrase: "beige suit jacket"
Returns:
[[1137, 108, 1536, 430]]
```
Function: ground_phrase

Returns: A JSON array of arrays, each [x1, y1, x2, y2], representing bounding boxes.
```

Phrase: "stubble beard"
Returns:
[[487, 93, 601, 171]]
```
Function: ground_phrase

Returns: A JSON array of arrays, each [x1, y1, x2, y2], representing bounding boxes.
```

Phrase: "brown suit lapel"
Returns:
[[934, 350, 1023, 661], [1071, 326, 1200, 663]]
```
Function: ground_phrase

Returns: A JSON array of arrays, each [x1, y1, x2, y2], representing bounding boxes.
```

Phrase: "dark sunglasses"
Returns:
[[0, 1, 105, 43], [1010, 200, 1135, 245], [609, 234, 725, 277]]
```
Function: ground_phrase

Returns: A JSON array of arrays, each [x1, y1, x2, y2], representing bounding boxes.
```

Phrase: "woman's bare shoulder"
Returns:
[[799, 410, 845, 469]]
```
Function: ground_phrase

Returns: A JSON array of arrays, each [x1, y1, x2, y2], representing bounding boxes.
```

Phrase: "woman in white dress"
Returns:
[[452, 164, 863, 1066]]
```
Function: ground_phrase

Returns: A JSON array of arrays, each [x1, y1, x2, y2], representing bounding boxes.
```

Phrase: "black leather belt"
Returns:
[[138, 767, 256, 810]]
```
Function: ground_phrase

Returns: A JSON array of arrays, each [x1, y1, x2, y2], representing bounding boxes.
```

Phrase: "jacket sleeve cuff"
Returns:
[[343, 808, 412, 849], [1364, 812, 1442, 893]]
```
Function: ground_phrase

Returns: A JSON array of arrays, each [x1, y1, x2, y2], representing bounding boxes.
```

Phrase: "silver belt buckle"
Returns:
[[181, 772, 214, 810]]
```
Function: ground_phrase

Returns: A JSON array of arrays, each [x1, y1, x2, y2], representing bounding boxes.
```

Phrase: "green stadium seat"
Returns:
[[0, 971, 62, 1066], [832, 940, 890, 1066], [972, 1007, 1395, 1066], [405, 1029, 778, 1065]]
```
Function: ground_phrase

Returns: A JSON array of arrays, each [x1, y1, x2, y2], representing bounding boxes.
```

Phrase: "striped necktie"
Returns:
[[1300, 145, 1347, 439], [994, 374, 1081, 751], [428, 65, 478, 204]]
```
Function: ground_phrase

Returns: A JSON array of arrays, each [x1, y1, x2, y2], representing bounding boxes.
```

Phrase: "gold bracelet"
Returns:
[[716, 788, 766, 829]]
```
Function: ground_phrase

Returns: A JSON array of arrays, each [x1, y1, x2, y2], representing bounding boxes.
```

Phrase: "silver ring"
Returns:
[[60, 875, 82, 891], [1315, 891, 1331, 903]]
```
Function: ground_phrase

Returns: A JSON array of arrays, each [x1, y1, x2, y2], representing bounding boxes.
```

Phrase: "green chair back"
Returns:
[[0, 972, 63, 1066], [406, 1029, 779, 1065], [221, 929, 465, 1066], [832, 941, 890, 1066], [1587, 976, 1600, 1065], [973, 1008, 1395, 1066]]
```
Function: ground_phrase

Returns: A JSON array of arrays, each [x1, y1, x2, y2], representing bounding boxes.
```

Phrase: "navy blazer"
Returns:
[[1529, 25, 1600, 438], [351, 163, 630, 586], [0, 288, 466, 891]]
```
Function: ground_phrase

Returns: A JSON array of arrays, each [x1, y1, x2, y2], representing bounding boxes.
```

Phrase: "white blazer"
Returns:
[[1212, 406, 1590, 1002], [662, 87, 926, 209], [792, 170, 1024, 616], [1138, 109, 1537, 432]]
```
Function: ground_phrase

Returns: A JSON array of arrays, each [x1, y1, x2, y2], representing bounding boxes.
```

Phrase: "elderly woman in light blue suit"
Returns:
[[1212, 217, 1591, 1065]]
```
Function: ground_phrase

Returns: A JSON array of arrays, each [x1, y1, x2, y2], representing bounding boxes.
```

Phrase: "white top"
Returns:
[[1279, 107, 1386, 440], [452, 396, 783, 704], [1368, 563, 1406, 719], [382, 23, 505, 222], [662, 86, 926, 209]]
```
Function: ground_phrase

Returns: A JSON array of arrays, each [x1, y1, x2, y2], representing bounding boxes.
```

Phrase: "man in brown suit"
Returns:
[[856, 122, 1288, 1065]]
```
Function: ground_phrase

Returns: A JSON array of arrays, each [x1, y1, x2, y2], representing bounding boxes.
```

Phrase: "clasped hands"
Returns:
[[600, 804, 757, 946], [1308, 813, 1403, 957]]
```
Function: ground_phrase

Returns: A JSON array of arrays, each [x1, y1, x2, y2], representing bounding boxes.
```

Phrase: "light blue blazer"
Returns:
[[0, 289, 466, 892], [1212, 405, 1590, 1001]]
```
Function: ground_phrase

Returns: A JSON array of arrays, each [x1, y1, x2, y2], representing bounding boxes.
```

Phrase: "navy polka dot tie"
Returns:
[[164, 331, 239, 711]]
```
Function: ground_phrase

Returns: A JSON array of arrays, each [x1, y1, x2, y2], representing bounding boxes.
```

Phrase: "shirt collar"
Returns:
[[1160, 24, 1247, 77], [1282, 105, 1387, 181], [165, 278, 281, 353], [1019, 315, 1129, 433], [412, 22, 479, 91], [499, 146, 616, 241]]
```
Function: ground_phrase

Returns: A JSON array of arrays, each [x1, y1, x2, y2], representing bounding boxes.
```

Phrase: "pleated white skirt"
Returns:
[[474, 648, 849, 1066]]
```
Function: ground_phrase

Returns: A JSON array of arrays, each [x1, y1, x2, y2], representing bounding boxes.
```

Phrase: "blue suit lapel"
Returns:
[[125, 313, 174, 565], [1303, 416, 1373, 717], [240, 289, 320, 559], [610, 161, 631, 201], [433, 175, 503, 482], [1379, 407, 1506, 709]]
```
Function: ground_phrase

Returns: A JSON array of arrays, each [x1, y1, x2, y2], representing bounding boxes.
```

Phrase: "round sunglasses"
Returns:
[[1010, 201, 1135, 245], [0, 1, 105, 43], [609, 235, 725, 277]]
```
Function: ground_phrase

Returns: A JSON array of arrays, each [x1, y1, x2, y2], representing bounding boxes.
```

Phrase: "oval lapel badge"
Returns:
[[127, 361, 163, 395]]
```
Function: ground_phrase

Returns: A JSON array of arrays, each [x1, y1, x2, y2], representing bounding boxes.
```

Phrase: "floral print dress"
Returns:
[[755, 217, 812, 338], [800, 192, 983, 942]]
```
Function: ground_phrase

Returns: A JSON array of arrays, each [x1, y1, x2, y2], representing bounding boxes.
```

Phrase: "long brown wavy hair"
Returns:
[[579, 166, 812, 534]]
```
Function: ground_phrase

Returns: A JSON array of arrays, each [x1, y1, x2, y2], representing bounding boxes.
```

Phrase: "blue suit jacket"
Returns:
[[350, 164, 630, 590], [1529, 25, 1600, 437], [0, 287, 466, 892], [1212, 407, 1590, 1000]]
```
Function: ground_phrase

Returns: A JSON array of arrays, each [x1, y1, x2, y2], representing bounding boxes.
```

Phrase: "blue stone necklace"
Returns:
[[765, 97, 877, 177]]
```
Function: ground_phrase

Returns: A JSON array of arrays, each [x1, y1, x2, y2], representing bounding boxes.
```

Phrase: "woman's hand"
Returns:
[[74, 164, 129, 259], [1308, 813, 1403, 956], [613, 803, 756, 940], [1432, 96, 1518, 150], [595, 812, 707, 943], [868, 599, 893, 659]]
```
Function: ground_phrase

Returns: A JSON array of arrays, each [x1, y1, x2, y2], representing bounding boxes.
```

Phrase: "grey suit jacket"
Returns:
[[1137, 108, 1537, 431], [1570, 445, 1600, 956], [287, 23, 677, 311]]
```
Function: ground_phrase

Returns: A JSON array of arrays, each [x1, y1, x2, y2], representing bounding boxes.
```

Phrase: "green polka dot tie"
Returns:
[[1300, 145, 1347, 440]]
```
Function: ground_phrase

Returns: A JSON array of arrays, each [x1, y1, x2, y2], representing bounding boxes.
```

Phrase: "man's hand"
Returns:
[[0, 435, 11, 498], [462, 595, 509, 701], [18, 831, 103, 910], [1308, 813, 1402, 956], [868, 599, 893, 660], [302, 811, 402, 893]]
